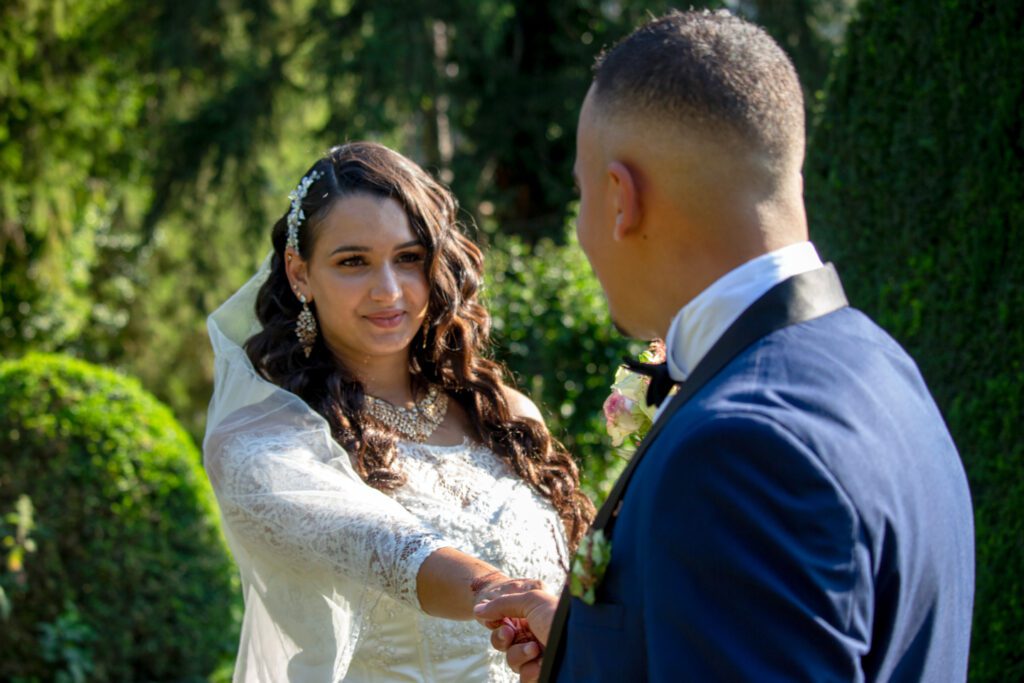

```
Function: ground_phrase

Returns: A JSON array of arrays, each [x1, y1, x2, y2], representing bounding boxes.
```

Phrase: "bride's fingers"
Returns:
[[476, 577, 547, 604], [474, 592, 531, 622], [506, 641, 542, 674]]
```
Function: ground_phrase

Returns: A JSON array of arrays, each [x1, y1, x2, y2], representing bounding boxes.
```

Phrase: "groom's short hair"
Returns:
[[593, 10, 805, 169]]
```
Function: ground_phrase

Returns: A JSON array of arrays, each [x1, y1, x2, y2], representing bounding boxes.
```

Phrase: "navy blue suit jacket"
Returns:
[[555, 306, 974, 681]]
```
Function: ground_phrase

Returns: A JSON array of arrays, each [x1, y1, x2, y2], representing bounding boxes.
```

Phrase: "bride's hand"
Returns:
[[416, 549, 545, 620], [471, 572, 547, 605]]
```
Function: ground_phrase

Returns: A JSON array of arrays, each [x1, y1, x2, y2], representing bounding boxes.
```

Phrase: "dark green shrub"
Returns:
[[806, 1, 1023, 678], [485, 228, 638, 502], [0, 353, 238, 681]]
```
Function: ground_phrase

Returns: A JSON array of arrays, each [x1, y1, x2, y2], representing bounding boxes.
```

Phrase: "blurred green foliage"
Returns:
[[0, 0, 850, 445], [0, 354, 239, 681], [806, 0, 1024, 679], [484, 224, 637, 501], [37, 601, 98, 683]]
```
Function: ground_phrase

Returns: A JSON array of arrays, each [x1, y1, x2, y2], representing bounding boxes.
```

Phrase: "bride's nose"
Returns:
[[370, 263, 402, 302]]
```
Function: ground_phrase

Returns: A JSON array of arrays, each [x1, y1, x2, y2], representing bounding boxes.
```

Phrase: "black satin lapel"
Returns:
[[537, 265, 847, 683]]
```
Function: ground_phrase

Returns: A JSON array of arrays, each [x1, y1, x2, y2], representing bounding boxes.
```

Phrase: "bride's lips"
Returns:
[[364, 310, 406, 329]]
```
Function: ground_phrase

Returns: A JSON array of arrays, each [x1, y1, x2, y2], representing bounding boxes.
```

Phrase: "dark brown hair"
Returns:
[[593, 9, 805, 168], [245, 142, 593, 551]]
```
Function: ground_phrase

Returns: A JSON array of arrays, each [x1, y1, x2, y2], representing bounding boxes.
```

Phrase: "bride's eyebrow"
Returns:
[[329, 240, 422, 256], [329, 245, 370, 255]]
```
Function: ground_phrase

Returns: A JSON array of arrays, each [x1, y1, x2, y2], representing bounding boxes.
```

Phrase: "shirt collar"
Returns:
[[664, 241, 824, 383]]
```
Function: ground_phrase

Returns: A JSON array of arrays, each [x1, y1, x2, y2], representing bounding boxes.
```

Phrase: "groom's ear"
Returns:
[[607, 160, 641, 241]]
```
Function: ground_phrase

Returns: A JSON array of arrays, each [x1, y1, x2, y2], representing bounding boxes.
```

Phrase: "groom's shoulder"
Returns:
[[782, 305, 907, 355], [732, 304, 926, 393], [651, 305, 944, 464]]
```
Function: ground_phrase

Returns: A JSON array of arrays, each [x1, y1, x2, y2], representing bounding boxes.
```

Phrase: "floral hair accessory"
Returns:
[[286, 169, 324, 253]]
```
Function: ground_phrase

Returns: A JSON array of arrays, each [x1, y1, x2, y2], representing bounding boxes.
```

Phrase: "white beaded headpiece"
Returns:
[[286, 169, 324, 253]]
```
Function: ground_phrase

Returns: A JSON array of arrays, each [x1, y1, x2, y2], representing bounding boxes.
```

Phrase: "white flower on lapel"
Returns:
[[602, 340, 666, 448], [569, 529, 612, 605]]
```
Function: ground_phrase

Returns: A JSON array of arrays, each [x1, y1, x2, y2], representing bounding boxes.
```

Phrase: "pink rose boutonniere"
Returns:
[[576, 342, 667, 604], [602, 340, 666, 450]]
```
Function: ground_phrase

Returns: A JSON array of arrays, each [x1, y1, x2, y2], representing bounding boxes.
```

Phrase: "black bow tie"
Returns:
[[622, 358, 678, 408]]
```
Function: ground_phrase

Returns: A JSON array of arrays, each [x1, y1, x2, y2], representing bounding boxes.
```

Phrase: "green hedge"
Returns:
[[0, 354, 238, 682], [806, 1, 1023, 678], [485, 228, 637, 502]]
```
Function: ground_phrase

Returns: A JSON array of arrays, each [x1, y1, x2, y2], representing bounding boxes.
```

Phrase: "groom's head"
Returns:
[[574, 10, 809, 339]]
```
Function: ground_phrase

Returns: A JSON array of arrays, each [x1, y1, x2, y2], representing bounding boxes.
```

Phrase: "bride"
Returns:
[[202, 142, 593, 681]]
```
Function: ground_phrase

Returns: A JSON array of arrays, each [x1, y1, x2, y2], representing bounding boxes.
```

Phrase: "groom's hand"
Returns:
[[474, 590, 558, 682], [474, 589, 557, 644], [489, 617, 543, 681]]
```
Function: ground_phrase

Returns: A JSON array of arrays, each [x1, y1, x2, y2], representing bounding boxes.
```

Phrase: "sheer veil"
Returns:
[[202, 257, 447, 681], [204, 256, 276, 434]]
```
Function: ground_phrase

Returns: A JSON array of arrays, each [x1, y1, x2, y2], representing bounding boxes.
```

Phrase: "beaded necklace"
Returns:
[[363, 385, 449, 443]]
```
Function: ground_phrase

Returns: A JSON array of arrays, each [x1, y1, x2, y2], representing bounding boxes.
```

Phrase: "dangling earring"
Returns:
[[421, 316, 430, 350], [296, 294, 317, 358]]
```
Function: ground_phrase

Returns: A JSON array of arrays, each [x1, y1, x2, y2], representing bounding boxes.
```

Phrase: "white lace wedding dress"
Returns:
[[203, 259, 569, 682]]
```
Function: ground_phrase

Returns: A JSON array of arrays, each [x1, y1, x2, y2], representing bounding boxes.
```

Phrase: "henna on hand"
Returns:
[[470, 570, 506, 595]]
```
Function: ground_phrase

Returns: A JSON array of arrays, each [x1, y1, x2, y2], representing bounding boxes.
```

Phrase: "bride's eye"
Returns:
[[396, 251, 425, 265], [338, 255, 367, 267]]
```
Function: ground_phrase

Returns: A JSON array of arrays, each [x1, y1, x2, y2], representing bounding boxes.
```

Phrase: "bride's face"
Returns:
[[290, 193, 430, 368]]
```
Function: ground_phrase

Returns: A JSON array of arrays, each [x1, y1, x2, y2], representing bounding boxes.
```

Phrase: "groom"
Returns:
[[476, 9, 975, 682]]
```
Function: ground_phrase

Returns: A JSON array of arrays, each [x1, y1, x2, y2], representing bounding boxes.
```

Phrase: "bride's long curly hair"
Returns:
[[246, 142, 594, 551]]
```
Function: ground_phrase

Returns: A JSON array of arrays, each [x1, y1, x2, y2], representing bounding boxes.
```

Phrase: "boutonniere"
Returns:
[[569, 529, 612, 605], [602, 340, 666, 450]]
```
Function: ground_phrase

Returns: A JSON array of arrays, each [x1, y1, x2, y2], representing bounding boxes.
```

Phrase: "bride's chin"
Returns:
[[324, 336, 413, 365], [366, 332, 418, 355]]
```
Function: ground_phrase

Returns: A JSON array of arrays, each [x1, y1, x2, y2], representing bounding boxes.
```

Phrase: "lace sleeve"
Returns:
[[205, 424, 449, 610]]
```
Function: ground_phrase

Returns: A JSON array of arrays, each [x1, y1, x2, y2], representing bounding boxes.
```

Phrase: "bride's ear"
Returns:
[[607, 160, 641, 241], [284, 248, 313, 302]]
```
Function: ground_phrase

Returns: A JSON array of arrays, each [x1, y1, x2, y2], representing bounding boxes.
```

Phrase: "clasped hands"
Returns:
[[472, 575, 559, 682]]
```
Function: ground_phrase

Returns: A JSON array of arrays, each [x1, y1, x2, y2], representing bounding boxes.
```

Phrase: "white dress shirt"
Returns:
[[664, 241, 824, 388]]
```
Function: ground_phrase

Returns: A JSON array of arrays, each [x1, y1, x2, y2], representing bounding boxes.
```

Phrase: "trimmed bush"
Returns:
[[806, 1, 1023, 679], [0, 353, 238, 681], [485, 228, 637, 502]]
